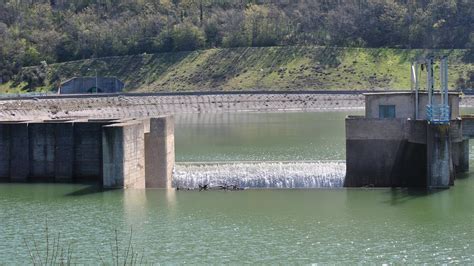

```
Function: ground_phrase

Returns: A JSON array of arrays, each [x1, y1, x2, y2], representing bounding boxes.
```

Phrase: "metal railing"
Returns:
[[426, 104, 450, 124]]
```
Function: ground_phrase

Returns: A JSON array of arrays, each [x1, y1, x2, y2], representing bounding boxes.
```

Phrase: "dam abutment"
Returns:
[[0, 116, 175, 188]]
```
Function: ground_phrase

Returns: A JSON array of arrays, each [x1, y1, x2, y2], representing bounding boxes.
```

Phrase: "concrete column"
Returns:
[[427, 124, 453, 188], [145, 116, 175, 188], [54, 123, 74, 182], [102, 122, 145, 189], [10, 124, 29, 181], [0, 124, 10, 179]]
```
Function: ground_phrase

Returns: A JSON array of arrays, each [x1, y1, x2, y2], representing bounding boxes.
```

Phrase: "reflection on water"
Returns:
[[175, 111, 361, 162], [0, 180, 473, 264]]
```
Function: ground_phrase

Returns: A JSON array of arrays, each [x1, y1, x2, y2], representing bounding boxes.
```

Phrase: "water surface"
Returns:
[[0, 110, 473, 264], [175, 111, 358, 162]]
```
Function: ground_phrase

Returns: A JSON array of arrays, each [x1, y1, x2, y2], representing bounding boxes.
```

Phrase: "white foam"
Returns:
[[173, 161, 346, 188]]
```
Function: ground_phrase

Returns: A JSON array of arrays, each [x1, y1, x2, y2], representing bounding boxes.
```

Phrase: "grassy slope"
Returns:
[[12, 46, 474, 92]]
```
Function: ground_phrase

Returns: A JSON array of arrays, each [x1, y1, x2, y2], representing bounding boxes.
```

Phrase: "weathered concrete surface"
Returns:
[[73, 123, 105, 180], [345, 118, 427, 187], [0, 116, 174, 188], [345, 117, 407, 140], [452, 139, 469, 173], [461, 116, 474, 138], [103, 122, 146, 189], [145, 116, 175, 188], [0, 125, 10, 179], [10, 124, 29, 181], [427, 124, 452, 188], [54, 123, 74, 181], [29, 123, 56, 179], [345, 116, 464, 187]]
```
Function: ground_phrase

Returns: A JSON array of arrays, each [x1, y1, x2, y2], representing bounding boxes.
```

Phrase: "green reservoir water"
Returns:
[[0, 111, 473, 264], [174, 112, 357, 162]]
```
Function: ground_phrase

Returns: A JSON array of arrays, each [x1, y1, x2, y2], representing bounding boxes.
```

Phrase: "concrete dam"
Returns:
[[1, 78, 474, 188]]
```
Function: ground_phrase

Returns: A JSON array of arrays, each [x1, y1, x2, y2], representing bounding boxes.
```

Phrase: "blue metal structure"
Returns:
[[411, 56, 450, 124]]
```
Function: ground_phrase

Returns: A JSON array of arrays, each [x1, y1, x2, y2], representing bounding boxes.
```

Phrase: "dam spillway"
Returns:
[[173, 161, 346, 189]]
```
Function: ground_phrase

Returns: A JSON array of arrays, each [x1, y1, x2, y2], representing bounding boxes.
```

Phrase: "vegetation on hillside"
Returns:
[[9, 47, 470, 92], [0, 0, 473, 91]]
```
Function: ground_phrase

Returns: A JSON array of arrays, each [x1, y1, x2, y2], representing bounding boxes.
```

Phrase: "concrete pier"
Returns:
[[144, 117, 175, 189], [103, 121, 146, 189], [456, 139, 470, 172], [345, 92, 467, 188], [426, 124, 452, 188], [0, 116, 175, 189]]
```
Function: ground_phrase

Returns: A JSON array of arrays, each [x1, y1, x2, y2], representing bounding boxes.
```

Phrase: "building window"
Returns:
[[379, 105, 396, 119]]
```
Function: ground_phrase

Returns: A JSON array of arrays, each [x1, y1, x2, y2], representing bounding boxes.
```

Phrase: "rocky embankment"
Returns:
[[0, 93, 364, 121]]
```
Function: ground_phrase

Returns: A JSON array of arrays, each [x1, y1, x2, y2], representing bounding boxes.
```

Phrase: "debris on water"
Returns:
[[176, 183, 245, 191]]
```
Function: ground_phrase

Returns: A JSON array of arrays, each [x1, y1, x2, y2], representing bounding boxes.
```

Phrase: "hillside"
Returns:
[[1, 1, 473, 90], [3, 46, 473, 93]]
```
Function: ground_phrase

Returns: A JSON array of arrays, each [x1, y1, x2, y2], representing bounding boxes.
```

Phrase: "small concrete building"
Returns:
[[345, 92, 467, 188], [59, 77, 124, 94]]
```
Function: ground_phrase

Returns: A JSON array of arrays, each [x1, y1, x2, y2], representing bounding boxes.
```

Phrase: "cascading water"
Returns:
[[173, 161, 346, 188]]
